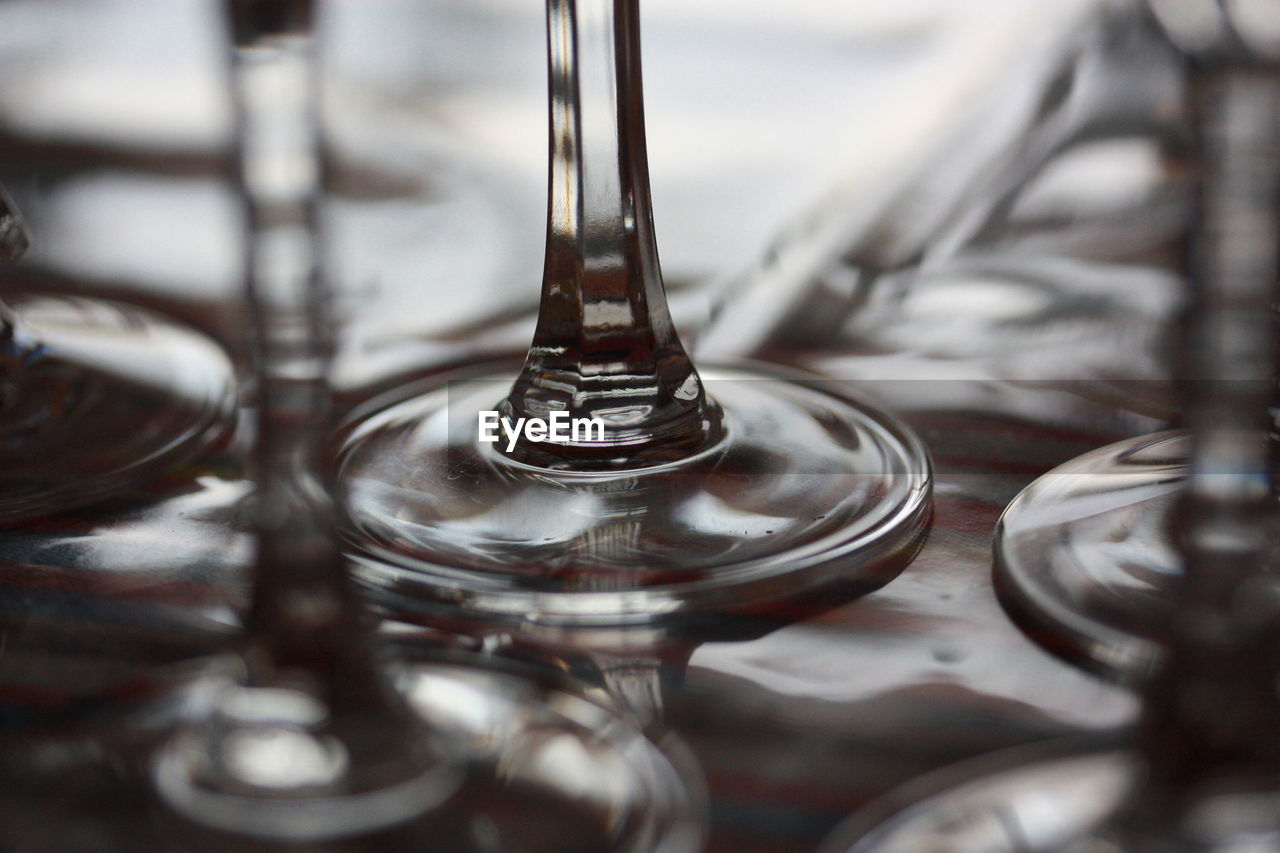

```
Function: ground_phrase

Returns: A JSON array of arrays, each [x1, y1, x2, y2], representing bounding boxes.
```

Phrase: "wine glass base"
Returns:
[[821, 739, 1137, 853], [822, 737, 1280, 853], [152, 677, 462, 843], [394, 652, 705, 853], [819, 737, 1131, 850], [338, 362, 932, 626], [1, 650, 703, 851], [993, 430, 1186, 682], [0, 294, 236, 522]]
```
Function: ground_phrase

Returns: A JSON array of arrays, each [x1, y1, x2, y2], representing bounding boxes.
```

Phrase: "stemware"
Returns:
[[0, 185, 235, 523], [0, 3, 704, 850], [822, 6, 1280, 849], [991, 0, 1280, 683], [338, 0, 932, 627]]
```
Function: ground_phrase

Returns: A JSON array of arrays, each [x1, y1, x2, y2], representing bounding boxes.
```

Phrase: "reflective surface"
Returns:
[[396, 652, 705, 853]]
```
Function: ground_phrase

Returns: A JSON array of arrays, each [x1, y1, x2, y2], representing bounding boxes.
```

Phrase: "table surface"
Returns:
[[0, 1, 1188, 850]]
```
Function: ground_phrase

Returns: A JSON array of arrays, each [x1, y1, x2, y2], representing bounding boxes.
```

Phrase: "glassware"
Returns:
[[994, 428, 1185, 680], [0, 3, 705, 849], [0, 184, 235, 523], [822, 7, 1280, 849], [338, 0, 932, 627]]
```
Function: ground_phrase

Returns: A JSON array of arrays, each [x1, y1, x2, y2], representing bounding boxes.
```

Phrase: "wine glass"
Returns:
[[822, 7, 1280, 849], [990, 0, 1280, 684], [0, 4, 705, 850], [337, 0, 933, 628], [0, 184, 236, 523]]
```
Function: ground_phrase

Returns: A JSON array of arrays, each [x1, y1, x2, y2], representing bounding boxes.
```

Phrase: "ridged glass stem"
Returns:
[[501, 0, 721, 469]]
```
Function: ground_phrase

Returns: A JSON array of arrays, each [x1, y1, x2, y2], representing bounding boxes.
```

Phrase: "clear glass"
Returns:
[[0, 185, 236, 522], [338, 0, 933, 627], [994, 428, 1184, 681]]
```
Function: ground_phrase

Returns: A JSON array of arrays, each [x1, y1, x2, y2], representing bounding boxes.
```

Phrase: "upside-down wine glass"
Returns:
[[337, 0, 933, 629], [0, 187, 235, 522], [991, 0, 1280, 683], [0, 3, 704, 850], [822, 6, 1280, 849]]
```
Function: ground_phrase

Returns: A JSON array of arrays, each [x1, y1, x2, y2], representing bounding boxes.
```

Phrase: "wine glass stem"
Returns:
[[1143, 65, 1280, 793], [503, 0, 721, 466], [228, 0, 404, 712], [597, 651, 666, 728], [1179, 68, 1279, 618]]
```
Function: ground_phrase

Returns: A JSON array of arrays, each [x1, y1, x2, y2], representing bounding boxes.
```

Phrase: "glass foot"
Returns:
[[0, 651, 704, 851], [394, 654, 705, 852], [993, 430, 1185, 681], [822, 737, 1280, 853], [338, 363, 932, 626], [0, 294, 236, 522], [821, 740, 1136, 853], [152, 680, 460, 843]]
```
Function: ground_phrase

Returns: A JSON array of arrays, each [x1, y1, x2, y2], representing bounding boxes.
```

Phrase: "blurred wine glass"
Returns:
[[823, 5, 1280, 849], [992, 0, 1280, 683]]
